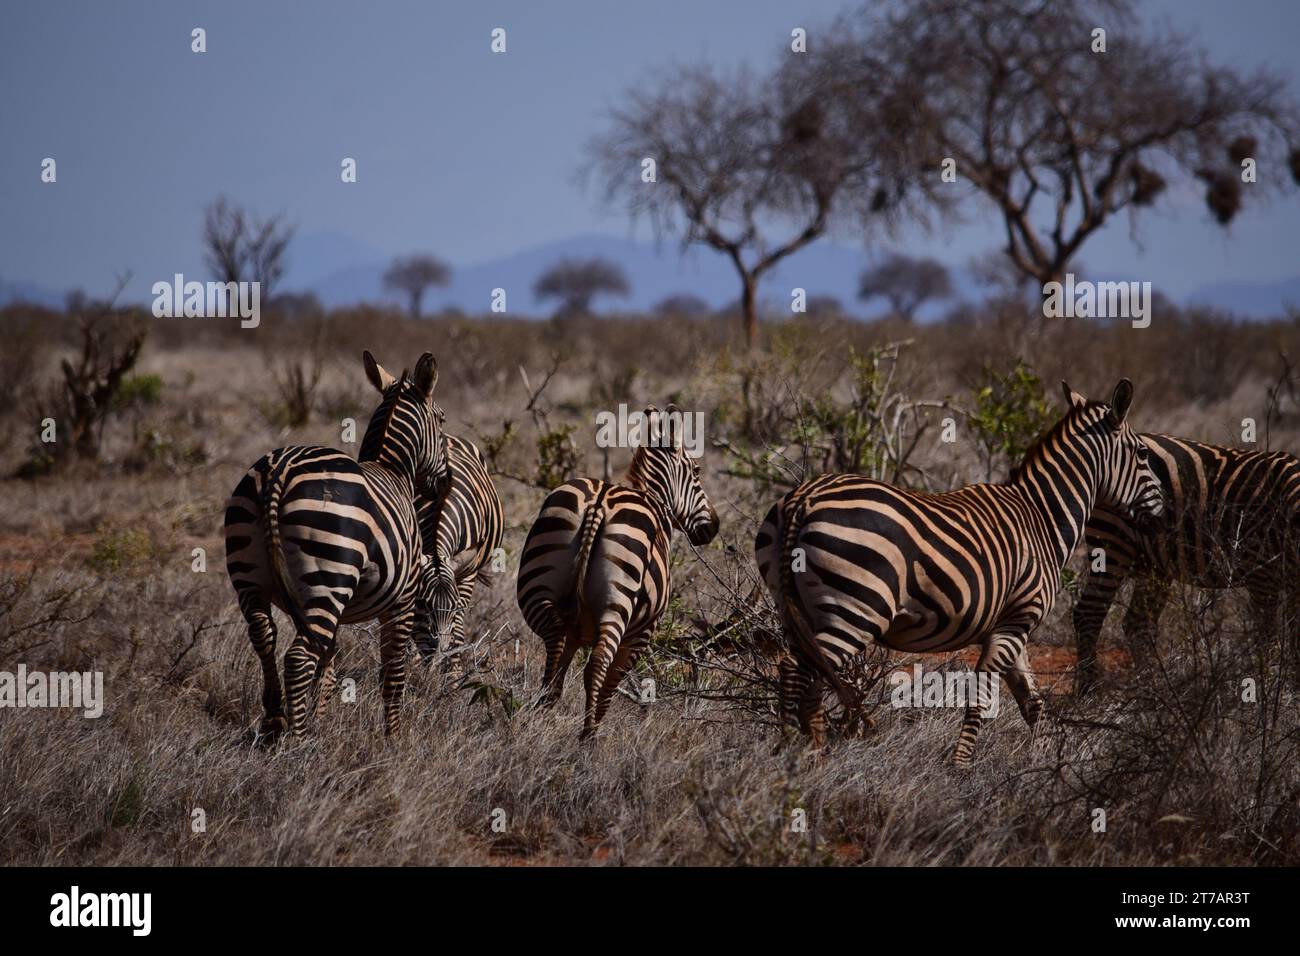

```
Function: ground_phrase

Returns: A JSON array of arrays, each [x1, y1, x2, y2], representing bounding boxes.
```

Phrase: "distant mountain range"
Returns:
[[5, 232, 1298, 320]]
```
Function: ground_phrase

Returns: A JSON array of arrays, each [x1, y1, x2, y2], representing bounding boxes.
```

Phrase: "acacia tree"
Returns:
[[590, 53, 926, 349], [202, 196, 294, 296], [869, 0, 1299, 287], [652, 293, 711, 317], [533, 257, 629, 317], [859, 253, 953, 321], [383, 254, 451, 318]]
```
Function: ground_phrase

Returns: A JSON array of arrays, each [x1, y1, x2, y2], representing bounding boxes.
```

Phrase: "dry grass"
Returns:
[[1, 302, 1298, 866]]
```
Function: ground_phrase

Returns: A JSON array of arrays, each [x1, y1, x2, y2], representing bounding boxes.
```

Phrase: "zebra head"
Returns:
[[629, 403, 720, 546], [360, 350, 445, 491], [413, 555, 459, 659], [1063, 379, 1165, 531]]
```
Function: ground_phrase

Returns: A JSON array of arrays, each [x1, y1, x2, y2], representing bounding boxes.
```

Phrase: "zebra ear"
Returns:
[[1107, 378, 1134, 426], [664, 403, 684, 450], [1060, 381, 1087, 409], [364, 350, 397, 392], [413, 352, 438, 398], [642, 405, 661, 447]]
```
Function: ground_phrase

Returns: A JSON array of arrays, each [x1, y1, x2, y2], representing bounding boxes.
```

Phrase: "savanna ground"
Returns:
[[2, 298, 1299, 865]]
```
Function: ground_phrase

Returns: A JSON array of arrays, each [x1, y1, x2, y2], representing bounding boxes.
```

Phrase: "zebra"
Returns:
[[516, 404, 719, 738], [224, 351, 444, 738], [754, 380, 1165, 765], [411, 431, 505, 677], [1073, 435, 1300, 695]]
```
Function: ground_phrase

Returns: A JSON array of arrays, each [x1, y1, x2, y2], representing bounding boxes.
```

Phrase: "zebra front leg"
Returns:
[[443, 577, 477, 680], [411, 595, 437, 665], [1122, 578, 1169, 673], [379, 607, 414, 736], [242, 602, 286, 738], [1072, 569, 1120, 697], [951, 633, 1021, 767]]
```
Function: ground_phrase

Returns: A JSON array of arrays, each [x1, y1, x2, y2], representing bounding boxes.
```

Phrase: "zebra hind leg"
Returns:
[[796, 674, 828, 752], [535, 601, 577, 708], [580, 616, 627, 739], [241, 599, 287, 740], [999, 644, 1046, 758], [589, 630, 649, 732], [284, 632, 327, 738], [772, 654, 806, 753], [951, 633, 1023, 767], [313, 645, 339, 720]]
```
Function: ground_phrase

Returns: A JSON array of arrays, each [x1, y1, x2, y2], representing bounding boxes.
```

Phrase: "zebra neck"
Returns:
[[622, 471, 675, 540], [1012, 451, 1096, 569], [359, 442, 419, 488]]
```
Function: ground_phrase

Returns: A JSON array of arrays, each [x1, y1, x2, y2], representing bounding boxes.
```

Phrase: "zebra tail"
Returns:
[[777, 495, 861, 716], [265, 474, 310, 635], [571, 486, 609, 616]]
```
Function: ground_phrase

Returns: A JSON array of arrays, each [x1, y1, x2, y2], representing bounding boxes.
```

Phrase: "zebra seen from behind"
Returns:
[[517, 404, 719, 738], [1072, 435, 1300, 695], [755, 380, 1165, 765], [412, 430, 505, 677], [224, 351, 445, 738]]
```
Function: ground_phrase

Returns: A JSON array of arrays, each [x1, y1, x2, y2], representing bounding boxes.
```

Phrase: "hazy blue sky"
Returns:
[[2, 0, 1298, 304]]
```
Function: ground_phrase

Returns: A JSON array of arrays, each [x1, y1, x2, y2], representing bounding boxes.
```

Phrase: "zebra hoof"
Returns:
[[948, 750, 975, 769], [769, 730, 800, 757], [252, 716, 287, 746]]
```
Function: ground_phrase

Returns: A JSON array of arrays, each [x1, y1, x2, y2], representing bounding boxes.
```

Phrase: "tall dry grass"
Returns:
[[1, 300, 1297, 865]]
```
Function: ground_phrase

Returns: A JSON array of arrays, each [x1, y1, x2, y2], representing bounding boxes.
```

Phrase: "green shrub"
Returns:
[[89, 524, 156, 574], [967, 358, 1054, 481], [111, 373, 164, 411]]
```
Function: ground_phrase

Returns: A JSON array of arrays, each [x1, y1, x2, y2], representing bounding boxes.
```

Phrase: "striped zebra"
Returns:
[[224, 351, 444, 738], [517, 404, 719, 738], [412, 431, 505, 676], [1073, 435, 1300, 694], [755, 380, 1165, 764]]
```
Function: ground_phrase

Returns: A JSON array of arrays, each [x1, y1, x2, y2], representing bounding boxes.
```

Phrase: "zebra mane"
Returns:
[[1006, 400, 1107, 484], [358, 370, 412, 464]]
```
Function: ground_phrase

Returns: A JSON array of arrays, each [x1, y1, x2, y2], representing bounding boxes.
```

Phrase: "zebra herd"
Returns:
[[223, 351, 1300, 763]]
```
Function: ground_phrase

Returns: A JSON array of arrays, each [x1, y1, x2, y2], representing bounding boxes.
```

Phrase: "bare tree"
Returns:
[[869, 0, 1299, 287], [858, 253, 952, 321], [25, 275, 145, 472], [590, 52, 926, 349], [383, 254, 451, 319], [532, 257, 630, 317], [202, 196, 295, 297]]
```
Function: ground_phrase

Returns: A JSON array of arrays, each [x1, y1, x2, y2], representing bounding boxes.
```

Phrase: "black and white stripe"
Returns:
[[223, 351, 444, 737], [1073, 434, 1300, 693], [516, 404, 720, 738], [412, 431, 505, 675], [755, 380, 1165, 764]]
